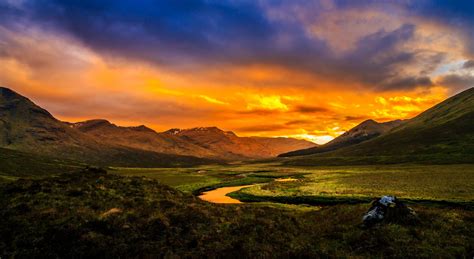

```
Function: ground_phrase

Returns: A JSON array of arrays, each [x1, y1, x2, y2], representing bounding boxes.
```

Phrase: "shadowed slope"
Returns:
[[0, 87, 215, 167], [285, 87, 474, 165], [166, 127, 316, 159], [72, 120, 219, 158], [279, 119, 404, 157]]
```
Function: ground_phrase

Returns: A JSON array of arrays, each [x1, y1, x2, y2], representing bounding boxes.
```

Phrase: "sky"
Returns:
[[1, 0, 473, 144]]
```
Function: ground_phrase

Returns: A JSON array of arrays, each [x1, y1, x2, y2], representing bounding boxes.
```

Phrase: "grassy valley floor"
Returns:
[[1, 163, 473, 257], [1, 168, 474, 257], [113, 163, 474, 207]]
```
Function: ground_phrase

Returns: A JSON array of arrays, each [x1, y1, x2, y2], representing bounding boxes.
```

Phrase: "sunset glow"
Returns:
[[1, 1, 473, 144]]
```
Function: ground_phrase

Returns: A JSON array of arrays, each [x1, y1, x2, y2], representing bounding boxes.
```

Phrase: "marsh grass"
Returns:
[[1, 169, 473, 258], [114, 164, 474, 207], [228, 164, 474, 206]]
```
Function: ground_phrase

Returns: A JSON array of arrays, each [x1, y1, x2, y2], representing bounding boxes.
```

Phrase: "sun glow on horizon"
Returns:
[[284, 134, 336, 145]]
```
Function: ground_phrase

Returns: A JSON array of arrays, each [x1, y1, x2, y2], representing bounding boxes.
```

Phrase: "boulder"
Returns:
[[362, 196, 418, 227]]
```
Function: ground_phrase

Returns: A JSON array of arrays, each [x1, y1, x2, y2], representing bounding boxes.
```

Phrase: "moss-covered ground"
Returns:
[[1, 169, 473, 258]]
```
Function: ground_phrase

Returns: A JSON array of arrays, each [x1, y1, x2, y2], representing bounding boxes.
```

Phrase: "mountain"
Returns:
[[71, 120, 218, 158], [0, 87, 315, 164], [73, 122, 315, 160], [285, 87, 474, 165], [164, 127, 317, 159], [279, 119, 404, 157], [0, 87, 214, 167]]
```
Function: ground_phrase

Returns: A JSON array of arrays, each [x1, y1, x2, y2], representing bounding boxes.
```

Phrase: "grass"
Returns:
[[113, 164, 474, 205], [109, 167, 221, 192], [1, 168, 473, 258], [112, 163, 306, 193], [2, 160, 474, 257], [0, 147, 85, 182], [230, 164, 474, 208]]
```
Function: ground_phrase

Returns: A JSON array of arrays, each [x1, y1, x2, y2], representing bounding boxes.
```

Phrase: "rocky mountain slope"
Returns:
[[280, 119, 404, 157], [285, 87, 474, 165], [165, 127, 316, 159], [0, 87, 315, 164], [0, 87, 214, 167]]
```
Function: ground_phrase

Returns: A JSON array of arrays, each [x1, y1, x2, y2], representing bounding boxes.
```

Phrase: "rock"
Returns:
[[362, 196, 418, 227]]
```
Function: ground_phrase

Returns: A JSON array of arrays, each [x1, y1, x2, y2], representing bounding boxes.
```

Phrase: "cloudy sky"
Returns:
[[1, 0, 473, 143]]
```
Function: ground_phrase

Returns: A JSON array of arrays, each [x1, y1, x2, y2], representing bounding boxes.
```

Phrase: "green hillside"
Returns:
[[279, 119, 404, 157], [285, 88, 474, 165], [0, 87, 215, 167], [0, 147, 84, 182]]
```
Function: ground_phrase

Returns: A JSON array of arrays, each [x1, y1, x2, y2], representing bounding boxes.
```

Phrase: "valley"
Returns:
[[1, 165, 473, 257], [112, 163, 474, 207], [3, 0, 474, 256], [1, 87, 473, 257]]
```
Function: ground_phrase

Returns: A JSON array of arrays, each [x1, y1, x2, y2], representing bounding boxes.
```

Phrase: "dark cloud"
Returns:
[[293, 105, 328, 114], [379, 76, 433, 91], [338, 24, 417, 87], [407, 0, 474, 55], [285, 120, 313, 126], [463, 60, 474, 69], [2, 0, 467, 91], [438, 74, 474, 90]]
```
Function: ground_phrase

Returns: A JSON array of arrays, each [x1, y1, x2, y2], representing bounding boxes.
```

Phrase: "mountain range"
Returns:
[[283, 87, 474, 165], [279, 119, 405, 157], [0, 87, 316, 166], [2, 86, 473, 167]]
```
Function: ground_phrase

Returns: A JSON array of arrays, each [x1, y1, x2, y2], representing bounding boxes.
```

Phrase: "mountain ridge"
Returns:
[[279, 119, 405, 157], [0, 87, 215, 167], [284, 87, 474, 165], [0, 87, 316, 163]]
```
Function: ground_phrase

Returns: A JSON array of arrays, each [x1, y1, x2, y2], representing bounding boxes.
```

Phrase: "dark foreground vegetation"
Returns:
[[1, 168, 473, 258]]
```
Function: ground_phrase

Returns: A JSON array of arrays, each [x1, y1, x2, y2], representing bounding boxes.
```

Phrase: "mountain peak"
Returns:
[[164, 128, 182, 135], [166, 126, 229, 134], [184, 127, 239, 137], [72, 119, 112, 129], [0, 87, 55, 119], [190, 126, 223, 132], [0, 86, 18, 96], [72, 119, 156, 133], [0, 87, 29, 102], [130, 125, 155, 132], [279, 118, 404, 157], [358, 119, 378, 126]]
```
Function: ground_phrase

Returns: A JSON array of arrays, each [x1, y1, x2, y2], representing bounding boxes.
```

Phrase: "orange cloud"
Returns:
[[0, 24, 451, 145]]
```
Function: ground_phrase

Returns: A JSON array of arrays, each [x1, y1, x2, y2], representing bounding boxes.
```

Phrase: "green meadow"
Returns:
[[2, 161, 474, 257], [113, 163, 474, 206], [2, 168, 473, 258]]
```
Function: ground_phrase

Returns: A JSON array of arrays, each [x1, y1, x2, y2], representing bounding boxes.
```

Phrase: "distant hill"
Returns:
[[0, 87, 315, 165], [164, 127, 317, 159], [0, 87, 215, 167], [279, 119, 404, 157], [74, 122, 315, 160], [71, 119, 219, 158], [285, 87, 474, 165]]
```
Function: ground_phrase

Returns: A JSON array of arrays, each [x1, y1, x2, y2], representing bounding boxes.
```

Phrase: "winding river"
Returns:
[[198, 178, 297, 204], [198, 185, 256, 204]]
